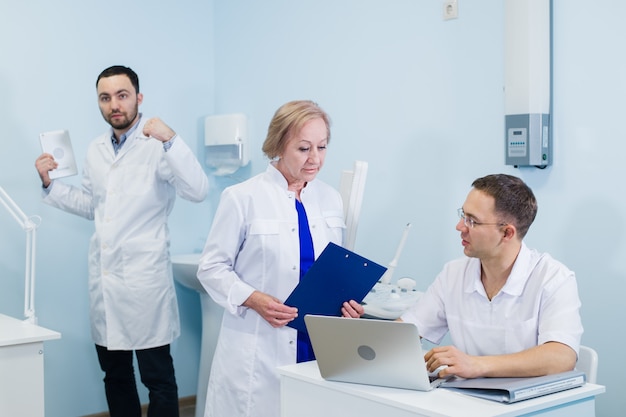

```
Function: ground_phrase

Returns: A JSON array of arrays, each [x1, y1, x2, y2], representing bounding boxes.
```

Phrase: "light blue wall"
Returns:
[[0, 0, 214, 416], [211, 1, 624, 416], [1, 1, 623, 416]]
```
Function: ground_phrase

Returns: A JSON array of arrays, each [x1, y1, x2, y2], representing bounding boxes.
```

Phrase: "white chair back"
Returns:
[[576, 345, 599, 384]]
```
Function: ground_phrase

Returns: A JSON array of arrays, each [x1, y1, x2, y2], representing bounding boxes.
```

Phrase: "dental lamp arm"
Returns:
[[0, 186, 40, 323], [379, 223, 412, 285]]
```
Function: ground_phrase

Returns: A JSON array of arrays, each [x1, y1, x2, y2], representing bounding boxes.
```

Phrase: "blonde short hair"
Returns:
[[262, 100, 331, 159]]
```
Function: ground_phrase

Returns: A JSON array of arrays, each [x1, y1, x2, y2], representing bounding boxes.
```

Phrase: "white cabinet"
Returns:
[[0, 314, 61, 417]]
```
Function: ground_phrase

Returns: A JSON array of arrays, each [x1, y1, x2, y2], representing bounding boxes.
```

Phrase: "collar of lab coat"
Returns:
[[267, 162, 318, 200]]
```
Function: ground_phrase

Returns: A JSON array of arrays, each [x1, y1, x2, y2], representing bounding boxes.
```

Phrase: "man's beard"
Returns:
[[105, 106, 138, 130]]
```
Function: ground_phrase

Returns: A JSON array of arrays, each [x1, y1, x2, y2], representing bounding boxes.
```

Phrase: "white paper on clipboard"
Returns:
[[39, 129, 78, 179]]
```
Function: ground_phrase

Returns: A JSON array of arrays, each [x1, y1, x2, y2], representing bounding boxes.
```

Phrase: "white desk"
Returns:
[[279, 361, 605, 417], [0, 314, 61, 417]]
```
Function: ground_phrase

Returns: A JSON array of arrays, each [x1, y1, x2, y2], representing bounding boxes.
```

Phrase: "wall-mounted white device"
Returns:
[[204, 113, 249, 176], [504, 0, 552, 168]]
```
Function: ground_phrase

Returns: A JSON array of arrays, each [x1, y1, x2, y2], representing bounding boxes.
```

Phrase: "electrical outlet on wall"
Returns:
[[443, 0, 458, 20]]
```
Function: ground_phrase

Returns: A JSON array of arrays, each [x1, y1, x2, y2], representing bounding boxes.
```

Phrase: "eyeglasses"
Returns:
[[457, 208, 506, 229]]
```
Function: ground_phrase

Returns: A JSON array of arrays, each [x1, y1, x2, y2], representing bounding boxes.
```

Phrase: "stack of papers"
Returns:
[[440, 370, 586, 403]]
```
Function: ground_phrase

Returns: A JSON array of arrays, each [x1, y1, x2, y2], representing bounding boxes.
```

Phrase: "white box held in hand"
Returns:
[[39, 129, 78, 179]]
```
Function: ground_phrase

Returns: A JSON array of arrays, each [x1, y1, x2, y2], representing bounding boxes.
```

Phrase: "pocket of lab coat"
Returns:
[[322, 210, 345, 242], [121, 239, 168, 289], [247, 220, 281, 258], [249, 220, 280, 235], [122, 164, 153, 196], [323, 210, 346, 228]]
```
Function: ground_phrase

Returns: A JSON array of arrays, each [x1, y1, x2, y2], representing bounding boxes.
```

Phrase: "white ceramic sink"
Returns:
[[171, 253, 222, 417], [171, 253, 206, 294]]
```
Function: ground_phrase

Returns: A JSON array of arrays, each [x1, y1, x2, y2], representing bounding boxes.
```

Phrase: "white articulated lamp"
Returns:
[[0, 186, 40, 324], [1, 185, 60, 417]]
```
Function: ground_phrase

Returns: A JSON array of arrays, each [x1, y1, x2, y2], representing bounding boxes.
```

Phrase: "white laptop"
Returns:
[[304, 314, 449, 391]]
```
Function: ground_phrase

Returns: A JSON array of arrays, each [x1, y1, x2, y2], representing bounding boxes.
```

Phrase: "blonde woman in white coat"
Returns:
[[35, 65, 209, 417], [197, 100, 364, 417]]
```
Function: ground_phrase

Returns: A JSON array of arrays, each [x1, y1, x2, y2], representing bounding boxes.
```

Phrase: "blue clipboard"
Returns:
[[285, 242, 387, 332]]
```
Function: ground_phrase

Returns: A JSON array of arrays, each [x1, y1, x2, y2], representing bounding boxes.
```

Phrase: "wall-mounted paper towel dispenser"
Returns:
[[204, 113, 249, 175]]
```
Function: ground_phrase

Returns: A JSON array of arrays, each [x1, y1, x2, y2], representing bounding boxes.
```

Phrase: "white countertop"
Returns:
[[279, 361, 606, 417], [0, 313, 61, 347]]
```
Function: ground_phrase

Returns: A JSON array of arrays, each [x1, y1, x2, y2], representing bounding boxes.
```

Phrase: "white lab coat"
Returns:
[[43, 117, 209, 350], [197, 163, 345, 417]]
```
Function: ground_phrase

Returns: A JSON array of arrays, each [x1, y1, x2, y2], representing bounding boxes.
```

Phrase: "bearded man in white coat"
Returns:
[[34, 65, 209, 417]]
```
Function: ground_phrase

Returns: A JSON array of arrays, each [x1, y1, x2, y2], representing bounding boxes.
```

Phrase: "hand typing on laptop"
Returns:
[[428, 364, 449, 380], [425, 346, 477, 379]]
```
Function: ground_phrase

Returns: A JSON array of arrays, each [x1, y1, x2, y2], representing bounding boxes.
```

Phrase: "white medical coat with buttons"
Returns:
[[197, 163, 345, 417], [43, 118, 209, 350]]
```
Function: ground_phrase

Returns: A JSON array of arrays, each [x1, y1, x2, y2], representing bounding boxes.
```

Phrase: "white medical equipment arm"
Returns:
[[379, 223, 411, 284], [0, 186, 40, 324]]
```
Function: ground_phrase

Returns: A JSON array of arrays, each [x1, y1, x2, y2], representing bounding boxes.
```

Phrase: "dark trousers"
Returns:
[[95, 344, 179, 417]]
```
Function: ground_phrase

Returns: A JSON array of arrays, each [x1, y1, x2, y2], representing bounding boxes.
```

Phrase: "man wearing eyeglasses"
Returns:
[[401, 174, 582, 379]]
